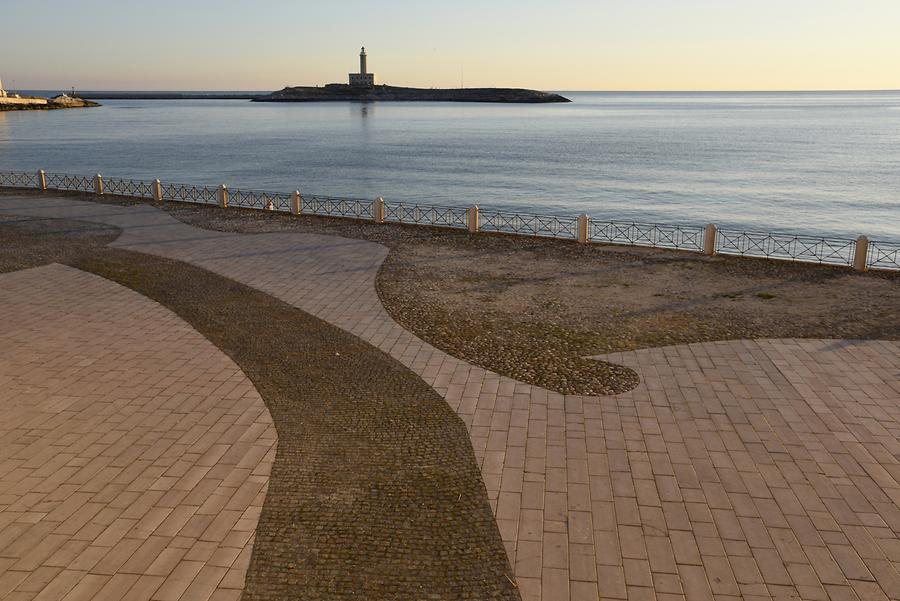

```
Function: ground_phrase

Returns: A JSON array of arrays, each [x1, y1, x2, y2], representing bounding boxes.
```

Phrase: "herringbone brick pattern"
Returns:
[[0, 264, 276, 601]]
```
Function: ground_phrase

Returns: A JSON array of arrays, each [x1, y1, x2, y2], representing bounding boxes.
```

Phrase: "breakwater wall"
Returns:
[[0, 97, 48, 108], [2, 170, 898, 272]]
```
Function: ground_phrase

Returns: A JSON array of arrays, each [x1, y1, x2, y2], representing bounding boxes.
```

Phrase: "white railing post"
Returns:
[[36, 170, 47, 191], [703, 223, 718, 256], [467, 205, 480, 233], [217, 184, 229, 208], [577, 214, 591, 244], [373, 197, 385, 223], [291, 190, 302, 215], [152, 179, 163, 202], [93, 173, 104, 195], [853, 235, 869, 272]]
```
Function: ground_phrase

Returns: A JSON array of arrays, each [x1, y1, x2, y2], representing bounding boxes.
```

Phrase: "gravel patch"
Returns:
[[4, 188, 898, 397]]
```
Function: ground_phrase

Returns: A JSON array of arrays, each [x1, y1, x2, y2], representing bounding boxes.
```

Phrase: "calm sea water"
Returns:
[[1, 91, 899, 238]]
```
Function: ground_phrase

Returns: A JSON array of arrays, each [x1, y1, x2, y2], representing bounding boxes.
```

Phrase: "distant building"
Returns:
[[349, 47, 375, 88], [0, 78, 7, 98]]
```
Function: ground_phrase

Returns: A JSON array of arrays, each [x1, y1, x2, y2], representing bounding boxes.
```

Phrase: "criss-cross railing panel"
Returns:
[[301, 194, 374, 219], [715, 230, 856, 266], [868, 241, 900, 271], [103, 177, 154, 199], [229, 189, 291, 211], [161, 183, 218, 204], [590, 221, 704, 251], [479, 210, 578, 239], [44, 173, 93, 192], [384, 202, 468, 228], [0, 171, 37, 188]]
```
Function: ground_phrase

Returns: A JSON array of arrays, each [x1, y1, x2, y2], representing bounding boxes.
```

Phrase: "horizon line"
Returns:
[[10, 87, 900, 94]]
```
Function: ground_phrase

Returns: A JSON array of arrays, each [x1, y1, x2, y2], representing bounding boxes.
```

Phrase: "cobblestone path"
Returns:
[[2, 195, 900, 600]]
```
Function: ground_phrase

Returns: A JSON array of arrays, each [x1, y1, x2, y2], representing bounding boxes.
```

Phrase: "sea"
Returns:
[[1, 91, 899, 239]]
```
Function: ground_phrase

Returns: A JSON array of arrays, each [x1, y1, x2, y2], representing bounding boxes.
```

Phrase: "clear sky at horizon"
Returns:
[[2, 0, 899, 92]]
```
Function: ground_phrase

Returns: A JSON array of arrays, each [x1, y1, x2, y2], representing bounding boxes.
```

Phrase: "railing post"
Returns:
[[93, 174, 104, 195], [217, 184, 229, 208], [577, 214, 591, 244], [36, 170, 47, 191], [152, 179, 163, 202], [291, 190, 302, 215], [853, 235, 869, 272], [467, 205, 480, 233], [703, 223, 718, 256], [373, 197, 385, 223]]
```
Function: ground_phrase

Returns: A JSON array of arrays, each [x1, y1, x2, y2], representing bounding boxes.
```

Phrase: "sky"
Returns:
[[2, 0, 899, 91]]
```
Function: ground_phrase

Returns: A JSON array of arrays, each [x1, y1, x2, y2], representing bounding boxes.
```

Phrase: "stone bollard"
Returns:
[[853, 235, 869, 272], [373, 197, 385, 223], [467, 205, 480, 233], [291, 190, 302, 216], [36, 170, 47, 191], [703, 223, 718, 256], [93, 174, 104, 195], [217, 184, 229, 208], [152, 179, 163, 202], [577, 214, 591, 244]]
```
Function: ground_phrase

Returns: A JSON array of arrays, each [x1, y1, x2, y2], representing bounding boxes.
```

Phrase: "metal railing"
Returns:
[[104, 177, 155, 199], [0, 172, 37, 188], [480, 210, 578, 239], [229, 188, 291, 212], [384, 201, 468, 229], [1, 169, 897, 272], [868, 241, 900, 271], [590, 221, 705, 251], [44, 172, 93, 192], [715, 230, 857, 267], [302, 194, 373, 219], [162, 182, 218, 204]]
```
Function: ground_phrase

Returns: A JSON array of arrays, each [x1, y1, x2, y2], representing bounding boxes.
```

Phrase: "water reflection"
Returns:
[[353, 103, 372, 146], [353, 102, 373, 123], [0, 112, 9, 145]]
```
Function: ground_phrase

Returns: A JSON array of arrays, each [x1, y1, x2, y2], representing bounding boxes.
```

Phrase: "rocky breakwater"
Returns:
[[0, 94, 100, 111], [254, 84, 570, 104]]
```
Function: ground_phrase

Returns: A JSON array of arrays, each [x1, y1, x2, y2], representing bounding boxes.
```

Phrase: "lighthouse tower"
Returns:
[[0, 78, 7, 98], [349, 47, 376, 88]]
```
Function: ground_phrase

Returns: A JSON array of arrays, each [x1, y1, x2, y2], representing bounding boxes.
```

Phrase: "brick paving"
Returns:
[[2, 194, 900, 600], [0, 264, 276, 601]]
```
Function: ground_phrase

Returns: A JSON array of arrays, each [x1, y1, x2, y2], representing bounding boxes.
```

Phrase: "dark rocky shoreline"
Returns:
[[255, 84, 571, 103]]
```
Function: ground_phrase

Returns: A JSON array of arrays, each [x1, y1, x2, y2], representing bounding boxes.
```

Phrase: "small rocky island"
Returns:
[[256, 84, 569, 104], [255, 47, 570, 104]]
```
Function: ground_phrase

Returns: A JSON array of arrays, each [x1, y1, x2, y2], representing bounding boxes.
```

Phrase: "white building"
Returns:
[[349, 47, 376, 88], [0, 78, 7, 98]]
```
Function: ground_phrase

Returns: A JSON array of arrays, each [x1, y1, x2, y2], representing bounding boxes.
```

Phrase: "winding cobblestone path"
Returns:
[[2, 194, 900, 600], [0, 264, 276, 601]]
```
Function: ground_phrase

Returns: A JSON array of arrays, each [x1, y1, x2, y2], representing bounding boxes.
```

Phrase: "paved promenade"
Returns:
[[0, 264, 276, 601], [2, 195, 900, 600]]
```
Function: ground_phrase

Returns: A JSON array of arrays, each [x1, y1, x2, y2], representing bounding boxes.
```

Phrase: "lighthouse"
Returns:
[[349, 47, 376, 89]]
